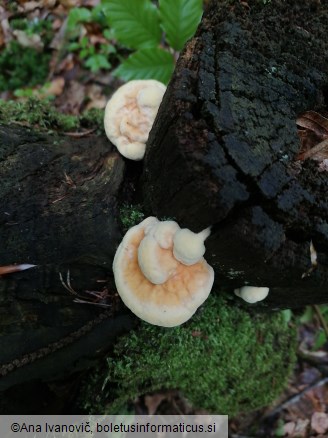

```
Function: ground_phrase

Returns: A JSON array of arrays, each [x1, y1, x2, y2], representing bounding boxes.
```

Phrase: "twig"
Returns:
[[264, 376, 328, 418], [313, 304, 328, 338]]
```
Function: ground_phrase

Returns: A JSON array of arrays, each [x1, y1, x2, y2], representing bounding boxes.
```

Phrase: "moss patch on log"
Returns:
[[81, 294, 296, 416], [0, 98, 104, 133]]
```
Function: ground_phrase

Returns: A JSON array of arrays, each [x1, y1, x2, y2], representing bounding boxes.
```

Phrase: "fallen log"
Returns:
[[0, 122, 136, 391]]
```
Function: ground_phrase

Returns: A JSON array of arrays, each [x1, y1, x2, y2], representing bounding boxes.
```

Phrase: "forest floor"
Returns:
[[1, 1, 328, 436]]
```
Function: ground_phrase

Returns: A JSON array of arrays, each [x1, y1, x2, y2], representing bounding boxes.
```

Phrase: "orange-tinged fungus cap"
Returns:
[[113, 218, 214, 327], [104, 80, 166, 161]]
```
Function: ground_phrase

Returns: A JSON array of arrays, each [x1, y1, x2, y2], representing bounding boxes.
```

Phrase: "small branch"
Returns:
[[313, 304, 328, 338], [264, 376, 328, 418]]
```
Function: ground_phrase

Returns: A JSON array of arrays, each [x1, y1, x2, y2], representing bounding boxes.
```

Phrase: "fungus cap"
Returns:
[[104, 80, 166, 160], [234, 286, 269, 304], [173, 227, 211, 266], [113, 218, 214, 327]]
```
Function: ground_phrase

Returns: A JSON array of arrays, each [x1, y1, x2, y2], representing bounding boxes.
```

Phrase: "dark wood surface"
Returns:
[[0, 123, 136, 390], [142, 0, 328, 308]]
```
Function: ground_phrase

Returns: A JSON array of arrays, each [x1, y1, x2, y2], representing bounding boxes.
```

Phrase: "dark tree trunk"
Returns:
[[0, 124, 136, 391], [142, 0, 328, 309]]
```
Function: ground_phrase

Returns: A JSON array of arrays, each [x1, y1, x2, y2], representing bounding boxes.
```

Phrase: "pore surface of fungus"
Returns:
[[104, 80, 166, 161], [113, 217, 214, 327]]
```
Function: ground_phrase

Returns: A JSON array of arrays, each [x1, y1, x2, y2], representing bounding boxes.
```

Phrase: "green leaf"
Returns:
[[102, 0, 161, 49], [67, 7, 91, 30], [67, 42, 80, 51], [159, 0, 202, 51], [114, 48, 174, 84], [282, 309, 292, 324], [313, 330, 327, 350], [85, 54, 112, 72]]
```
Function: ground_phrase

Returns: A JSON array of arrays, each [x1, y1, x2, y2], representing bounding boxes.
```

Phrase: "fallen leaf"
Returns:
[[296, 111, 328, 162], [144, 393, 168, 415], [41, 0, 57, 7], [58, 0, 80, 8], [283, 421, 295, 436], [40, 77, 65, 97], [56, 80, 85, 114], [0, 21, 4, 48], [20, 1, 40, 12], [311, 412, 328, 434], [13, 29, 43, 51], [294, 419, 310, 437], [85, 84, 107, 110], [318, 159, 328, 172], [1, 14, 12, 45]]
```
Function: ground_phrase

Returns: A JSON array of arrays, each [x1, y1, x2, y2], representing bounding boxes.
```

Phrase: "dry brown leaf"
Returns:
[[283, 421, 296, 436], [41, 0, 57, 7], [297, 111, 328, 137], [85, 84, 107, 110], [41, 77, 65, 97], [297, 111, 328, 162], [52, 53, 75, 75], [58, 0, 80, 8], [13, 29, 43, 51], [1, 13, 13, 45], [0, 21, 4, 48], [311, 412, 328, 434], [144, 393, 168, 415], [318, 159, 328, 172], [20, 1, 40, 12], [82, 0, 100, 6], [294, 419, 310, 437], [56, 80, 85, 114]]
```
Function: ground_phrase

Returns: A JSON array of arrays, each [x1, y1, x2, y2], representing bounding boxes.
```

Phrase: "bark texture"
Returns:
[[0, 123, 136, 391], [142, 0, 328, 308]]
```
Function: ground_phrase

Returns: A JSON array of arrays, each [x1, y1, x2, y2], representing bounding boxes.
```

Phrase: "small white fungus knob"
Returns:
[[234, 286, 269, 304], [173, 227, 211, 265]]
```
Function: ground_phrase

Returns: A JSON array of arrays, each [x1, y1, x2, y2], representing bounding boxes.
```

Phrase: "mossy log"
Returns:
[[0, 123, 137, 393], [142, 0, 328, 309]]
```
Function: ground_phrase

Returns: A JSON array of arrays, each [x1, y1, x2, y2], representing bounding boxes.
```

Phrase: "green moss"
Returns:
[[0, 98, 104, 133], [0, 41, 50, 92], [82, 294, 297, 415], [119, 204, 145, 231]]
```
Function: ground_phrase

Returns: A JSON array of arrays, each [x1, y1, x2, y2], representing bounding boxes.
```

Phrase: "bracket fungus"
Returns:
[[234, 286, 269, 304], [104, 80, 166, 161], [113, 217, 214, 327]]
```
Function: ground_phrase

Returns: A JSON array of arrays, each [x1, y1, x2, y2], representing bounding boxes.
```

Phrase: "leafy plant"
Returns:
[[68, 35, 116, 73], [66, 7, 117, 72], [299, 305, 328, 350], [101, 0, 203, 84]]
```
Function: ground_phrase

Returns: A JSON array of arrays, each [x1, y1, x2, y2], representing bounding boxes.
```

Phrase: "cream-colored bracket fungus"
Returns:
[[113, 217, 214, 327], [104, 80, 166, 160], [234, 286, 269, 304]]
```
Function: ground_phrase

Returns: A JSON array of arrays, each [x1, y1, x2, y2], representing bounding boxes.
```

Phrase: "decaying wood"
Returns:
[[0, 123, 136, 391], [142, 0, 328, 308]]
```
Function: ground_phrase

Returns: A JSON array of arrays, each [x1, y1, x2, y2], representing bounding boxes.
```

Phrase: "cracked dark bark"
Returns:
[[142, 0, 328, 309], [0, 124, 136, 392]]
